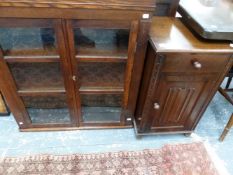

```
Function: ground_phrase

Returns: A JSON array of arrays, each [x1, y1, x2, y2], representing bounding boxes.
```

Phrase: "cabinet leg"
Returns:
[[219, 113, 233, 142], [219, 128, 229, 142], [225, 77, 232, 89]]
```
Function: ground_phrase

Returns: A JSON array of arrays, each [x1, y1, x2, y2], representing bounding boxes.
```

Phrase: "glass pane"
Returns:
[[78, 62, 126, 89], [81, 94, 122, 123], [8, 62, 64, 91], [22, 96, 70, 124], [74, 28, 129, 58], [0, 28, 57, 56]]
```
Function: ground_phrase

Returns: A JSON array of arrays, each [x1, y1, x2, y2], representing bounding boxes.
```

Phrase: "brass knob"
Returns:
[[193, 61, 202, 69], [72, 75, 76, 81], [154, 103, 160, 109]]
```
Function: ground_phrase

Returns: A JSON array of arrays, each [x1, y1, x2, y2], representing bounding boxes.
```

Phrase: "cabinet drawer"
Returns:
[[162, 53, 230, 73]]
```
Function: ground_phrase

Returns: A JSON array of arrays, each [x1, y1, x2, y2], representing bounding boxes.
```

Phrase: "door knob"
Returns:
[[193, 61, 202, 69], [154, 103, 160, 109], [72, 75, 76, 81]]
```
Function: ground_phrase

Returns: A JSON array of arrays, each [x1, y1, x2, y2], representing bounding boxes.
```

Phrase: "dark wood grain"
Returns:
[[18, 89, 66, 96], [54, 19, 79, 127], [123, 21, 139, 108], [121, 20, 139, 125], [5, 56, 60, 63], [0, 0, 156, 11], [0, 7, 146, 20], [149, 17, 233, 53], [0, 48, 30, 128], [64, 19, 84, 127], [127, 19, 152, 119]]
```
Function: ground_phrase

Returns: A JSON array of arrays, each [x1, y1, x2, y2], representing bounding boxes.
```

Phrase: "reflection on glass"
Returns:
[[22, 96, 71, 124], [28, 108, 70, 124], [0, 28, 57, 56], [81, 94, 122, 123], [8, 62, 64, 91], [74, 28, 129, 58]]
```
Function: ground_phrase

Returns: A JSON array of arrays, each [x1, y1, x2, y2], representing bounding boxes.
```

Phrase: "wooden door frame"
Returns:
[[65, 18, 140, 127], [0, 46, 30, 129]]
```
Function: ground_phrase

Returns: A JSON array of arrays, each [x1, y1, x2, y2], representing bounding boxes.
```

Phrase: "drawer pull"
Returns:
[[193, 61, 202, 69], [72, 75, 77, 81], [154, 103, 160, 110]]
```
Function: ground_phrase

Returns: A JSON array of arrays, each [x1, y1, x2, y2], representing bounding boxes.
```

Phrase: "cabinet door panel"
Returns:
[[66, 19, 139, 127], [140, 73, 216, 133], [0, 19, 76, 129], [153, 74, 213, 128]]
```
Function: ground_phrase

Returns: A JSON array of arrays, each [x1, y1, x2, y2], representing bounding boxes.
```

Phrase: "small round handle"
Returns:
[[154, 103, 160, 110], [193, 61, 202, 69], [72, 75, 77, 81]]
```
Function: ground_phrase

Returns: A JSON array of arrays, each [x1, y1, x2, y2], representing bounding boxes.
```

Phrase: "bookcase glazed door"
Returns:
[[0, 19, 77, 129], [66, 20, 139, 127]]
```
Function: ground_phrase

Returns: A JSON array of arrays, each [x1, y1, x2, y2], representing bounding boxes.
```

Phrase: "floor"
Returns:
[[0, 85, 232, 175]]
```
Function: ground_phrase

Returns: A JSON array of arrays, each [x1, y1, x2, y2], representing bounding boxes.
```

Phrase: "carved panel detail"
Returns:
[[139, 54, 165, 131], [159, 87, 195, 125]]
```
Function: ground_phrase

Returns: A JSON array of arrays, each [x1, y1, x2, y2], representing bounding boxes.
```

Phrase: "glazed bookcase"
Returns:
[[0, 0, 155, 131]]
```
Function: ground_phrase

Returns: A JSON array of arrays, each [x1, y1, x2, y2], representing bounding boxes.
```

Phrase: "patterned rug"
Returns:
[[0, 142, 218, 175]]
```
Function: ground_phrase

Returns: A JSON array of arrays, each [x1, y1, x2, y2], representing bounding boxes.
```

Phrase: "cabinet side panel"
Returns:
[[127, 19, 152, 117], [135, 44, 156, 121]]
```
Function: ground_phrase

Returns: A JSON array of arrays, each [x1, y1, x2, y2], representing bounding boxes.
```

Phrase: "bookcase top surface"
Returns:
[[0, 0, 156, 11]]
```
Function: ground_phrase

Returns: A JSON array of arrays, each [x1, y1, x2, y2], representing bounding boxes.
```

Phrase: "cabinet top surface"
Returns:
[[149, 17, 233, 53], [0, 0, 156, 11]]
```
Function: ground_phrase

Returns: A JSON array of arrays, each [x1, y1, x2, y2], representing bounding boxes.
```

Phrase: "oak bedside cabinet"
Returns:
[[135, 17, 233, 135]]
